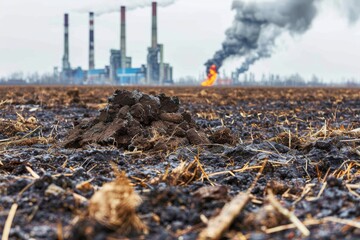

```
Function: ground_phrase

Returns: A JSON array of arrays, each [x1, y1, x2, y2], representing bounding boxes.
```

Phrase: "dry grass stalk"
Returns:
[[0, 113, 38, 138], [265, 219, 322, 234], [324, 217, 360, 229], [270, 122, 360, 151], [160, 158, 201, 186], [208, 162, 263, 179], [333, 160, 360, 180], [269, 132, 304, 149], [306, 182, 327, 202], [198, 192, 250, 240], [267, 189, 310, 237], [0, 136, 53, 147], [0, 99, 12, 107], [346, 184, 360, 198], [195, 155, 214, 186], [1, 203, 18, 240], [198, 159, 267, 240], [25, 166, 40, 179], [267, 215, 360, 234], [57, 221, 64, 240], [89, 170, 147, 235]]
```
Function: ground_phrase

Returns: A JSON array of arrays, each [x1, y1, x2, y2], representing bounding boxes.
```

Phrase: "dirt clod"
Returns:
[[209, 127, 237, 145], [186, 128, 211, 145]]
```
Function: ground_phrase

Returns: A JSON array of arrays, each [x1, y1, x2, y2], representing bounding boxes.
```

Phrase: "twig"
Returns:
[[0, 99, 12, 106], [265, 219, 322, 234], [265, 140, 281, 156], [307, 182, 327, 202], [0, 136, 51, 147], [195, 156, 214, 186], [25, 166, 40, 179], [20, 126, 42, 139], [346, 184, 360, 198], [1, 203, 18, 240], [324, 217, 360, 229], [17, 181, 36, 197], [347, 184, 360, 189], [123, 150, 144, 155], [340, 139, 360, 143], [267, 189, 310, 237], [198, 192, 250, 240], [175, 223, 205, 238], [207, 170, 235, 178], [198, 159, 267, 240], [57, 221, 64, 240], [333, 160, 360, 177], [27, 205, 40, 223], [292, 183, 315, 206], [86, 164, 98, 174]]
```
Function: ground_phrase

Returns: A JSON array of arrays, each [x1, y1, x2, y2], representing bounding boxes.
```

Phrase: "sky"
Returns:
[[0, 0, 360, 81]]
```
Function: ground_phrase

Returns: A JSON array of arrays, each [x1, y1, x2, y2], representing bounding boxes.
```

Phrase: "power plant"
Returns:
[[59, 2, 173, 85]]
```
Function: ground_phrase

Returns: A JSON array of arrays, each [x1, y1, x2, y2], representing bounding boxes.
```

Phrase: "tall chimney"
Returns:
[[151, 2, 158, 49], [62, 13, 70, 71], [89, 12, 95, 70], [120, 6, 126, 69]]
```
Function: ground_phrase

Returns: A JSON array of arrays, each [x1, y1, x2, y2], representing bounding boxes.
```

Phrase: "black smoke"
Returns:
[[205, 0, 318, 74]]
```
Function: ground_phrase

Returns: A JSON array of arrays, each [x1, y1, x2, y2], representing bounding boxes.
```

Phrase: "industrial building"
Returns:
[[146, 2, 173, 85], [59, 2, 173, 85]]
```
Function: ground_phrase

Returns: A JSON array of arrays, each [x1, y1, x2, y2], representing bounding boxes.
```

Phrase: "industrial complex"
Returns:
[[59, 2, 174, 85]]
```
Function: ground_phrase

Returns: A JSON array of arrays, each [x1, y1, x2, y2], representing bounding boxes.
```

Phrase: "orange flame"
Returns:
[[201, 65, 218, 87]]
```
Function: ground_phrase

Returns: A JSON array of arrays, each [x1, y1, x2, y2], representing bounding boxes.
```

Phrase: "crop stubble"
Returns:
[[0, 86, 360, 239]]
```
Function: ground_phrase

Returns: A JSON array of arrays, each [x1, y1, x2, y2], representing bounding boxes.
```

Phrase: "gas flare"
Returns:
[[201, 65, 218, 87]]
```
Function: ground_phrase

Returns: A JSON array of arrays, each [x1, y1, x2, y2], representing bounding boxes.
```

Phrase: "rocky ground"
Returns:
[[0, 86, 360, 240]]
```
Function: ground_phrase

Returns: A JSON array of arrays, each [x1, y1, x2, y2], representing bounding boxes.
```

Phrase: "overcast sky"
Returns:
[[0, 0, 360, 81]]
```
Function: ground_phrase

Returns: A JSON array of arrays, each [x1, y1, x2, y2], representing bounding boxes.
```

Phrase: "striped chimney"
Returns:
[[62, 13, 70, 71], [89, 12, 95, 70], [151, 2, 158, 49], [120, 6, 126, 69]]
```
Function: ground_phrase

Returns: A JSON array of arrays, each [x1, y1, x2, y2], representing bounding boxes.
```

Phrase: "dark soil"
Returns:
[[1, 86, 360, 240]]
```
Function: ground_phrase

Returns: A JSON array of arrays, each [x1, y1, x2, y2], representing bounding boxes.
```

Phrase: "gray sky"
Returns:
[[0, 0, 360, 81]]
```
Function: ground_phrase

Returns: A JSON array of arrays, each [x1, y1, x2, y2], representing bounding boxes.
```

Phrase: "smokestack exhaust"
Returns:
[[62, 13, 70, 71], [151, 2, 158, 49], [89, 12, 95, 70], [120, 6, 126, 69]]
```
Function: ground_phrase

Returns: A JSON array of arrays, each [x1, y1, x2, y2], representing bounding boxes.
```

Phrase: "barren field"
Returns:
[[1, 86, 360, 240]]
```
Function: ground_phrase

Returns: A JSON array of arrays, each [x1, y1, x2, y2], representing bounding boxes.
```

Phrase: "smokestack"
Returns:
[[89, 12, 95, 70], [62, 13, 70, 71], [151, 2, 158, 49], [120, 6, 126, 69]]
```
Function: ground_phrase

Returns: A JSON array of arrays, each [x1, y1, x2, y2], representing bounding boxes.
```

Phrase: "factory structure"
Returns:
[[59, 2, 173, 85]]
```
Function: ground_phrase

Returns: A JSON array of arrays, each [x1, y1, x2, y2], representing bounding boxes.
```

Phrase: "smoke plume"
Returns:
[[335, 0, 360, 24], [75, 0, 177, 16], [205, 0, 319, 75]]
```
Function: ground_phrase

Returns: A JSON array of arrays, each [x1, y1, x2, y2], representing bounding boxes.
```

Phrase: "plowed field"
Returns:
[[1, 86, 360, 240]]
